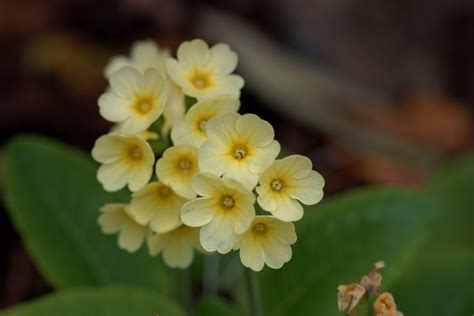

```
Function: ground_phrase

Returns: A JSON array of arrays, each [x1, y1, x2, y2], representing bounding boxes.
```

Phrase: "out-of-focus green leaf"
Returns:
[[194, 297, 241, 316], [2, 286, 185, 316], [390, 249, 473, 316], [258, 187, 437, 316], [388, 153, 474, 315], [426, 152, 474, 249], [3, 135, 174, 293]]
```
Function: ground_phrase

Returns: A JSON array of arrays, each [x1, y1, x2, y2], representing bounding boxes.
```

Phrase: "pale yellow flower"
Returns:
[[234, 216, 296, 272], [129, 181, 187, 234], [91, 133, 154, 192], [198, 113, 280, 190], [373, 292, 404, 316], [98, 66, 167, 134], [181, 173, 255, 254], [98, 203, 147, 253], [171, 96, 240, 147], [147, 224, 202, 268], [104, 39, 170, 78], [104, 40, 185, 136], [256, 155, 324, 222], [166, 39, 244, 100], [156, 145, 199, 199]]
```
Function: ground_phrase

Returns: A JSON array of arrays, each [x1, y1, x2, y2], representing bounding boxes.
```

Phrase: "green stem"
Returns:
[[245, 269, 263, 316], [203, 254, 220, 297]]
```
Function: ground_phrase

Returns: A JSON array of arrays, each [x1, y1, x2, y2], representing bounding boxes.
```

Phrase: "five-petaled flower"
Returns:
[[181, 173, 255, 254], [234, 216, 297, 271], [92, 133, 155, 192], [166, 39, 244, 100], [256, 155, 325, 222], [199, 113, 280, 190]]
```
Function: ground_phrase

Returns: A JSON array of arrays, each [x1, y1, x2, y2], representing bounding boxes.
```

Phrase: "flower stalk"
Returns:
[[245, 269, 263, 316]]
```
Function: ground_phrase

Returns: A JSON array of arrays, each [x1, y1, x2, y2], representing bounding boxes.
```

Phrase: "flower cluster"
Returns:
[[92, 39, 325, 271]]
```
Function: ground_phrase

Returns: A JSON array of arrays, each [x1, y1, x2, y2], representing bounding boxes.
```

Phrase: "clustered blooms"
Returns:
[[92, 39, 325, 271], [337, 261, 404, 316]]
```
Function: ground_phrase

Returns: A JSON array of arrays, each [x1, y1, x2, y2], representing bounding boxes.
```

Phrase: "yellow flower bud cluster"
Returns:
[[92, 39, 325, 270]]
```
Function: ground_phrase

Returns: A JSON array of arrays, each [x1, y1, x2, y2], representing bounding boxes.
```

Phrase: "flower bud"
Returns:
[[373, 292, 403, 316], [337, 283, 367, 313], [361, 260, 385, 294]]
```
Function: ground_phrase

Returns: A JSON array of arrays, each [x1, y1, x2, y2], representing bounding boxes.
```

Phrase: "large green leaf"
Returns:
[[426, 152, 474, 249], [2, 286, 185, 316], [258, 187, 437, 316], [390, 248, 474, 315], [388, 153, 474, 315], [3, 135, 173, 293]]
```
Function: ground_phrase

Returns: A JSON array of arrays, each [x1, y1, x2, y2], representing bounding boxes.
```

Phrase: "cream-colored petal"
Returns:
[[205, 112, 239, 143], [268, 219, 297, 245], [239, 237, 265, 271], [190, 172, 226, 197], [149, 206, 182, 234], [97, 161, 130, 192], [162, 239, 194, 268], [143, 68, 166, 95], [128, 164, 153, 192], [200, 213, 236, 254], [262, 237, 292, 269], [256, 192, 278, 212], [209, 43, 238, 77], [171, 120, 199, 146], [280, 155, 313, 179], [129, 186, 158, 225], [235, 114, 274, 147], [177, 39, 210, 68], [109, 66, 143, 98], [233, 203, 256, 234], [118, 222, 146, 252], [181, 197, 217, 227], [98, 92, 131, 123], [119, 116, 154, 134], [91, 134, 126, 164], [247, 141, 281, 174], [104, 55, 130, 78], [131, 40, 168, 73], [217, 75, 244, 96], [147, 232, 166, 256], [166, 58, 188, 87], [198, 138, 230, 176], [97, 208, 128, 233], [272, 195, 304, 222], [289, 170, 325, 205], [223, 162, 259, 191]]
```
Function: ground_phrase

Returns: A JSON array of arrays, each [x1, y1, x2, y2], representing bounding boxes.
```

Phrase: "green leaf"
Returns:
[[390, 248, 474, 316], [3, 135, 174, 293], [426, 152, 474, 249], [194, 297, 241, 316], [387, 153, 474, 315], [2, 286, 186, 316], [258, 187, 437, 316]]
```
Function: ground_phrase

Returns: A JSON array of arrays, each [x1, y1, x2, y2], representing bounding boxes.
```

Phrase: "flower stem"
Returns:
[[176, 268, 191, 313], [245, 269, 263, 316], [203, 253, 220, 297]]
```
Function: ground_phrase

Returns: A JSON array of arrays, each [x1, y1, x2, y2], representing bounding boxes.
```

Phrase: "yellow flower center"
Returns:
[[157, 185, 172, 198], [128, 145, 143, 160], [198, 119, 208, 131], [252, 222, 267, 235], [221, 195, 235, 210], [178, 158, 192, 171], [270, 179, 284, 192], [133, 96, 154, 115], [232, 144, 248, 160], [188, 69, 213, 90]]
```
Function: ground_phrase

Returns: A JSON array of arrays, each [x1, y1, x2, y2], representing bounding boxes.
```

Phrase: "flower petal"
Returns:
[[239, 238, 265, 271], [181, 197, 217, 227], [200, 213, 236, 254], [289, 170, 325, 205]]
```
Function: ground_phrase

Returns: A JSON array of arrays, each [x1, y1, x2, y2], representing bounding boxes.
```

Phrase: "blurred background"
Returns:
[[0, 0, 473, 309]]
